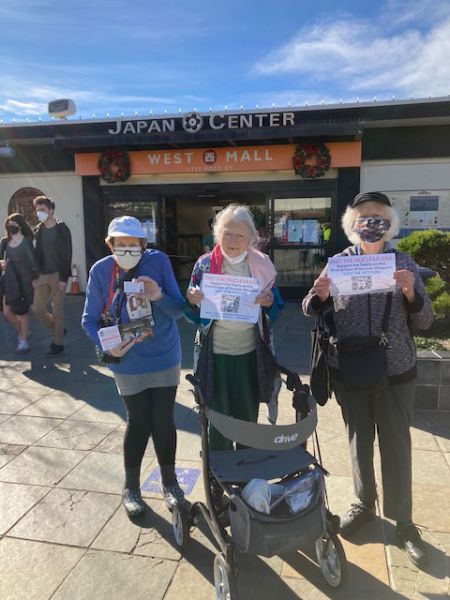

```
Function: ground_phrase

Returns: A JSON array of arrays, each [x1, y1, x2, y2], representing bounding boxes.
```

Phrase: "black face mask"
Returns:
[[6, 225, 20, 235]]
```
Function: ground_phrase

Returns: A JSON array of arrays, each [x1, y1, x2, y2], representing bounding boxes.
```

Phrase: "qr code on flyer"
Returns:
[[220, 294, 240, 313], [351, 276, 372, 291]]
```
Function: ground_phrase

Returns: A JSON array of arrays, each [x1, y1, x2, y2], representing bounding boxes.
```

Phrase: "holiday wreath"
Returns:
[[292, 143, 331, 179], [98, 149, 131, 183]]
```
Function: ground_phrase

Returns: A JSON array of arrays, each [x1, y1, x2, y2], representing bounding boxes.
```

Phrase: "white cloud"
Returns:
[[0, 73, 208, 119], [254, 0, 450, 97], [0, 99, 46, 116]]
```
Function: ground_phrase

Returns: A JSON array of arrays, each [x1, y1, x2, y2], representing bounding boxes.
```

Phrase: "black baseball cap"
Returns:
[[351, 191, 392, 208]]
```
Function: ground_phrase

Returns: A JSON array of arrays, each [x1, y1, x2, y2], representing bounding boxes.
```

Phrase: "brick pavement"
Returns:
[[0, 297, 448, 599]]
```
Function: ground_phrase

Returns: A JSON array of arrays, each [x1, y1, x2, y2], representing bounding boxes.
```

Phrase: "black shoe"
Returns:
[[46, 343, 64, 357], [122, 488, 146, 517], [396, 522, 428, 568], [162, 482, 185, 511], [340, 502, 376, 538]]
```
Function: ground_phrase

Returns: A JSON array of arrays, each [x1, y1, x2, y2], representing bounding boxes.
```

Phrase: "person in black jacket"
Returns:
[[31, 195, 72, 356], [0, 214, 39, 353]]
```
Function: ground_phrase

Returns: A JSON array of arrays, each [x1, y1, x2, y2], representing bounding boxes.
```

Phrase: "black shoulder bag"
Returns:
[[4, 249, 30, 315], [0, 238, 6, 312], [310, 310, 333, 406], [332, 293, 393, 392]]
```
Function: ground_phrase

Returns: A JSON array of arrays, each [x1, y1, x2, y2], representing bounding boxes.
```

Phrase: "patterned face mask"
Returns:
[[352, 217, 391, 243]]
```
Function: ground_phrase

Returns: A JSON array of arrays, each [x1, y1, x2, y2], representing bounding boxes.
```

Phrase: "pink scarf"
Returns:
[[210, 244, 276, 291]]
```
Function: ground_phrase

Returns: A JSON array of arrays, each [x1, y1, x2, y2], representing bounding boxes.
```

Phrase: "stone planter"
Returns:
[[415, 351, 450, 410]]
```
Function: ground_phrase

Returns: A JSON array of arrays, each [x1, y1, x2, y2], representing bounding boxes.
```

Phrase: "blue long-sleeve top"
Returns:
[[82, 249, 184, 375]]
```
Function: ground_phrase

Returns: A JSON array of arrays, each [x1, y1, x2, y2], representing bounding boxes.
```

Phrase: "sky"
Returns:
[[1, 0, 450, 122]]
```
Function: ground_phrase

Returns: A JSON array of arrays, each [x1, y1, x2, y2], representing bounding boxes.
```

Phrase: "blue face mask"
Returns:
[[353, 217, 391, 243]]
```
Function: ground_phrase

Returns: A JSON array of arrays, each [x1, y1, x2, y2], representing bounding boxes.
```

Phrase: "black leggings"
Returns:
[[122, 386, 177, 470]]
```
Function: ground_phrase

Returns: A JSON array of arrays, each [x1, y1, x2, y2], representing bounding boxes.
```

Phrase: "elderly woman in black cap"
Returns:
[[303, 191, 433, 568]]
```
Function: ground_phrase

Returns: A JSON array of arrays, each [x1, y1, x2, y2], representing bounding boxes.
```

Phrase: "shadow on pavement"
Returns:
[[412, 410, 450, 441]]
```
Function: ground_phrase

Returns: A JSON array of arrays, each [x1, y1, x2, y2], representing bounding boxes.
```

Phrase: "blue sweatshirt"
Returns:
[[82, 249, 184, 375]]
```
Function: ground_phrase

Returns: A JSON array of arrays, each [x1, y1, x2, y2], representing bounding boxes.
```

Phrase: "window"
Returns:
[[8, 187, 44, 229]]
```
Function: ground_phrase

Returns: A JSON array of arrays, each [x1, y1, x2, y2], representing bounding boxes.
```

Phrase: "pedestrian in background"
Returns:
[[82, 216, 186, 517], [32, 195, 72, 357], [0, 213, 38, 353], [303, 191, 433, 568], [203, 218, 214, 253]]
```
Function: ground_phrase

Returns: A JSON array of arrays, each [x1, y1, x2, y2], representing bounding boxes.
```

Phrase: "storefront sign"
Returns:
[[107, 111, 295, 135], [75, 142, 361, 176]]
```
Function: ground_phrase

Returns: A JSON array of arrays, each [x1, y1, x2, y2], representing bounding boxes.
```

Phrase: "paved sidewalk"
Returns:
[[0, 297, 449, 599]]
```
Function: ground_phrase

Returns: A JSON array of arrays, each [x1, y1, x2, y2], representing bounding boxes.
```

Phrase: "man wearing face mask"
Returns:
[[303, 192, 433, 569], [32, 195, 72, 357], [82, 216, 186, 518]]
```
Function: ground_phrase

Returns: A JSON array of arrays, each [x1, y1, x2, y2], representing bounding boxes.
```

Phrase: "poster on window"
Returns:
[[288, 220, 303, 242], [141, 219, 156, 244], [303, 220, 319, 244]]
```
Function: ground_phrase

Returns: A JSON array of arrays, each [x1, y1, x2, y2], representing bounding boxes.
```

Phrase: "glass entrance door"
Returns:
[[106, 197, 160, 247], [270, 196, 332, 298]]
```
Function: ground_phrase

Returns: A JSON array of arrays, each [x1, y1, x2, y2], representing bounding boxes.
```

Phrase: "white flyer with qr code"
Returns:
[[200, 273, 260, 323], [328, 254, 396, 296]]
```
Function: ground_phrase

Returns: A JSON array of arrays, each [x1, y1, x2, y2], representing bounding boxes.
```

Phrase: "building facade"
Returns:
[[1, 97, 449, 297]]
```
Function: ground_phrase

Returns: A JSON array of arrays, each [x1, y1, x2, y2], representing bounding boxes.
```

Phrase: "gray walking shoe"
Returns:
[[162, 483, 185, 511], [122, 488, 146, 517]]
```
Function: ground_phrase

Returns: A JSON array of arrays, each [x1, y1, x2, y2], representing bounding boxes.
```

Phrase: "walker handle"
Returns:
[[185, 373, 205, 405]]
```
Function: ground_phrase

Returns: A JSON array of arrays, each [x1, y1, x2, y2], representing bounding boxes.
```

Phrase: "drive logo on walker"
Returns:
[[274, 432, 299, 444]]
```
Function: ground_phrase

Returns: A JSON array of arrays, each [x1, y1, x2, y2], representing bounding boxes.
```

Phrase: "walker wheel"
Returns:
[[315, 533, 348, 588], [214, 553, 239, 600], [172, 504, 190, 549]]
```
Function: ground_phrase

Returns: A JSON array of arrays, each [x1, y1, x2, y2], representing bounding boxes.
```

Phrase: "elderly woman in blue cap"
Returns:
[[82, 216, 185, 517], [303, 192, 433, 569]]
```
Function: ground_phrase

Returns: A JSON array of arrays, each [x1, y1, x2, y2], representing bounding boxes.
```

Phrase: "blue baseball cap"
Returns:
[[107, 216, 146, 238]]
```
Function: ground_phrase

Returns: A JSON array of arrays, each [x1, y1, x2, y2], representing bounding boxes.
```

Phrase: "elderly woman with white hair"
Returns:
[[303, 191, 433, 569], [186, 204, 284, 451]]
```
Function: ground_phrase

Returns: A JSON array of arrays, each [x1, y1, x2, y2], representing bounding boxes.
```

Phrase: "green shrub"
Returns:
[[397, 230, 450, 319], [426, 274, 447, 299], [397, 230, 450, 283], [431, 291, 450, 320], [414, 336, 446, 351]]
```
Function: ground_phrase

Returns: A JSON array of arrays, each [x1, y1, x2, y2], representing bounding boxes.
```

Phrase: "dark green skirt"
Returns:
[[209, 351, 259, 451]]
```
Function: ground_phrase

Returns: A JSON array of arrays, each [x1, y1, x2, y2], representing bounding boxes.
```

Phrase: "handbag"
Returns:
[[0, 238, 6, 312], [9, 296, 30, 316], [0, 274, 4, 313], [309, 311, 332, 406], [333, 293, 393, 392], [5, 252, 30, 316]]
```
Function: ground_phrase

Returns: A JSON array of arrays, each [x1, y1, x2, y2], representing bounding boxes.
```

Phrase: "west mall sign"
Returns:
[[107, 111, 296, 135], [75, 143, 362, 177]]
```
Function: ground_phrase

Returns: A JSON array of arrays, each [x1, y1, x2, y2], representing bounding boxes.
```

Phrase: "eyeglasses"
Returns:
[[114, 249, 142, 257]]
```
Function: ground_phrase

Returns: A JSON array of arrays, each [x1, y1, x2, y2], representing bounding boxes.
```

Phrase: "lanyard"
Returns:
[[104, 263, 126, 324]]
